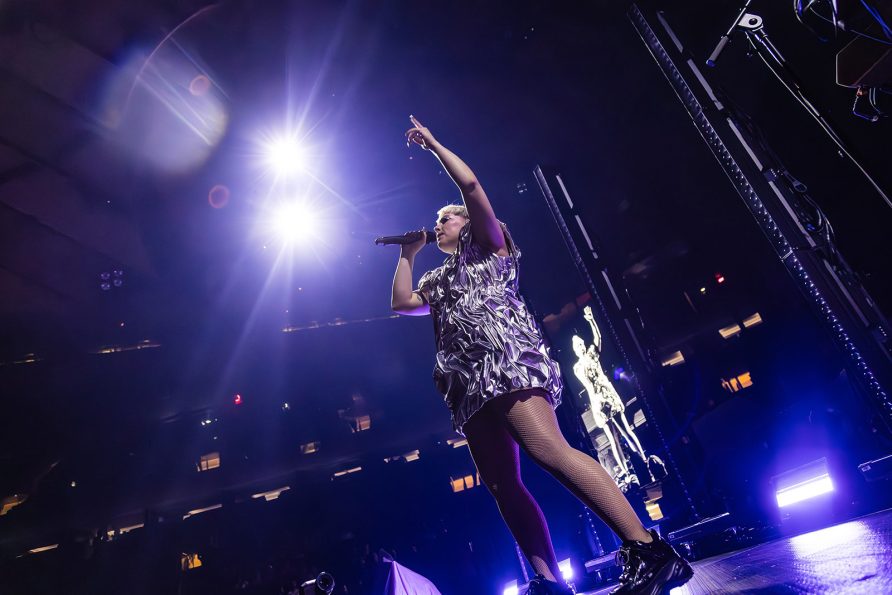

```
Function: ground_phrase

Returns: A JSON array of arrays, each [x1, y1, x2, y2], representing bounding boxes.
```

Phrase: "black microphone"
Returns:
[[374, 230, 436, 246]]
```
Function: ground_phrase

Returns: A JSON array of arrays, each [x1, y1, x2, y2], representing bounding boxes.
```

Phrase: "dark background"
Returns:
[[1, 1, 889, 593]]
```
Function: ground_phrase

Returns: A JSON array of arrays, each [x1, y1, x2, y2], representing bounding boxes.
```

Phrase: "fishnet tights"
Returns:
[[463, 390, 650, 582]]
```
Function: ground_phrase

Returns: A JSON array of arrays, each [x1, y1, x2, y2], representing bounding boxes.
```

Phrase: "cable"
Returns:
[[805, 2, 892, 45], [860, 0, 892, 40]]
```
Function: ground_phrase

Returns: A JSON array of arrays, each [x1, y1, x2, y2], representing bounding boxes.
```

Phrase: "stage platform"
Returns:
[[585, 508, 892, 594]]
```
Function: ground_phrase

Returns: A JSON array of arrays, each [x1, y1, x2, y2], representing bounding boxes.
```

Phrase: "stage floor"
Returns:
[[587, 508, 892, 594]]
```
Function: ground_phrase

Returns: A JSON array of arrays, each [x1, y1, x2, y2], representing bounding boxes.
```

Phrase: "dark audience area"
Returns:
[[0, 441, 540, 595]]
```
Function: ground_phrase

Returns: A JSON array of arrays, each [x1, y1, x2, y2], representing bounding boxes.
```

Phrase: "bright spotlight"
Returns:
[[502, 580, 518, 595], [558, 558, 573, 580], [265, 136, 306, 178], [776, 474, 834, 508], [773, 457, 835, 508], [272, 203, 316, 244]]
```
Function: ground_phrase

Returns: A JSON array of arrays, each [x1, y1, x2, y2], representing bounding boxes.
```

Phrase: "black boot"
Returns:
[[524, 574, 573, 595], [610, 530, 693, 594]]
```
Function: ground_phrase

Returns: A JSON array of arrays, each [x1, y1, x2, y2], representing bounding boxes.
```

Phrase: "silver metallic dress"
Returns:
[[417, 222, 563, 435]]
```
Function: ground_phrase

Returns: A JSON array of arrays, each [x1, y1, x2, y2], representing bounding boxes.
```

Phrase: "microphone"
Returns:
[[374, 230, 436, 246]]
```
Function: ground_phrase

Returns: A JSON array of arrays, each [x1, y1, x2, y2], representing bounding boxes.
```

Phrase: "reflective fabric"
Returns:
[[385, 561, 442, 595], [417, 222, 562, 435], [573, 346, 624, 426]]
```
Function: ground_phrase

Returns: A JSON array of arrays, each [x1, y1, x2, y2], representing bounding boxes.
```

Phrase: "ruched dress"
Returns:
[[416, 222, 563, 435]]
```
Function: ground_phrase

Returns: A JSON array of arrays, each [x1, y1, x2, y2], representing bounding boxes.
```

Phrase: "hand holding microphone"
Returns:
[[375, 228, 435, 257]]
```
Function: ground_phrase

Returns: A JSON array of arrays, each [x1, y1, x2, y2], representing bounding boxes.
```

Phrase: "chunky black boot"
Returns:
[[524, 574, 574, 595], [610, 529, 693, 594]]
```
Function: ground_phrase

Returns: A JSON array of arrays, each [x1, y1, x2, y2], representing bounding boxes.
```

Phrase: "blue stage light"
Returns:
[[776, 475, 834, 508], [774, 458, 835, 508], [558, 558, 574, 580]]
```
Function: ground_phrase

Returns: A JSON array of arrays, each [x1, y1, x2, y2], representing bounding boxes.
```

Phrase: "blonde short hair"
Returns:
[[436, 204, 469, 220]]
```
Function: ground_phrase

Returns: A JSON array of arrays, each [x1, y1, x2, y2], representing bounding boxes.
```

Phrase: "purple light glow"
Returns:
[[776, 474, 834, 508], [558, 558, 573, 580]]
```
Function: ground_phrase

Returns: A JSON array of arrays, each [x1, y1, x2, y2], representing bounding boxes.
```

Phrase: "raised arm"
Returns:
[[406, 116, 507, 256], [583, 306, 602, 352]]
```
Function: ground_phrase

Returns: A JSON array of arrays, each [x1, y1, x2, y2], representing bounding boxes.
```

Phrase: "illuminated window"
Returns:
[[181, 553, 203, 570], [183, 504, 222, 520], [102, 523, 144, 539], [251, 486, 290, 501], [94, 339, 161, 354], [450, 473, 481, 493], [197, 452, 221, 472], [384, 450, 421, 464], [1, 494, 27, 516], [742, 312, 763, 328], [1, 353, 41, 366], [339, 409, 372, 433], [661, 351, 685, 367], [352, 415, 371, 432], [718, 324, 742, 339], [332, 466, 362, 480], [447, 438, 468, 448], [721, 372, 754, 393], [300, 441, 320, 454]]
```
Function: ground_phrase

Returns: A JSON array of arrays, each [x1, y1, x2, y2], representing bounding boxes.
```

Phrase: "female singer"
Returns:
[[390, 116, 692, 595]]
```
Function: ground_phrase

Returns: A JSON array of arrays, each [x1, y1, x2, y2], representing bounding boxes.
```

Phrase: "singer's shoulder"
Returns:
[[418, 265, 443, 288]]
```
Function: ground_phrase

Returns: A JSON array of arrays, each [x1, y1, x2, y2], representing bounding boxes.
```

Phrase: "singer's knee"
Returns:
[[481, 470, 522, 499]]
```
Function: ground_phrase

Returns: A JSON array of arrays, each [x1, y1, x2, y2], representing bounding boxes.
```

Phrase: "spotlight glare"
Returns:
[[266, 136, 306, 178], [502, 580, 518, 595], [558, 558, 573, 580], [272, 203, 316, 245]]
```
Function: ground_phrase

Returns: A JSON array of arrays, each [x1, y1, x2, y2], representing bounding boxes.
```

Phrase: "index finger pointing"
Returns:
[[409, 114, 423, 128]]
